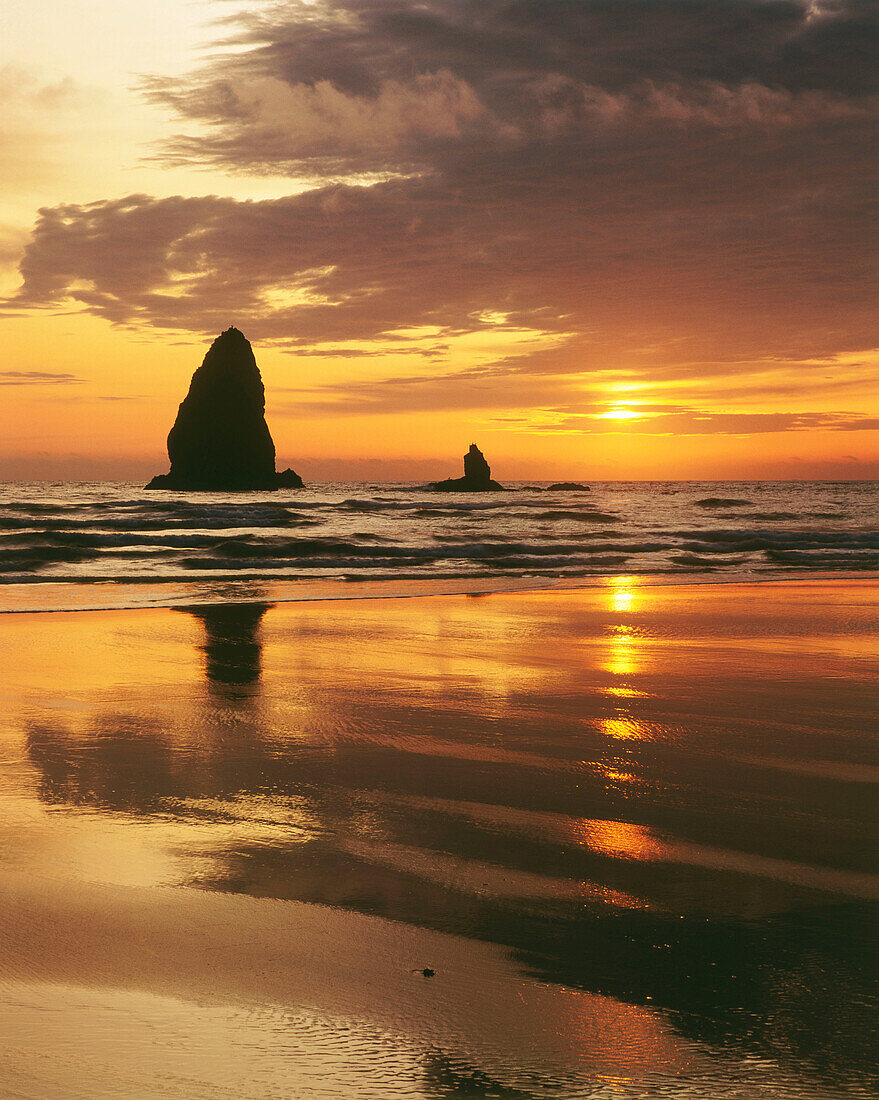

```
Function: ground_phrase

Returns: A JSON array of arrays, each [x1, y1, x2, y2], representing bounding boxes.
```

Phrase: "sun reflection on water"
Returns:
[[606, 574, 641, 612], [602, 576, 645, 678], [603, 627, 639, 676], [599, 717, 648, 741], [571, 818, 667, 862]]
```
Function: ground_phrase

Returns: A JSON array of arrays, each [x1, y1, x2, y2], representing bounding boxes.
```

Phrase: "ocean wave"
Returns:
[[669, 554, 722, 569], [0, 481, 876, 590], [764, 549, 879, 568], [177, 552, 633, 574], [0, 545, 97, 568], [533, 510, 619, 522]]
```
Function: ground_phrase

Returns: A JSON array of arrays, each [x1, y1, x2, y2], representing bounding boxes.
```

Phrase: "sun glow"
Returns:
[[603, 628, 639, 677], [607, 576, 641, 613], [604, 381, 643, 393], [600, 577, 645, 675]]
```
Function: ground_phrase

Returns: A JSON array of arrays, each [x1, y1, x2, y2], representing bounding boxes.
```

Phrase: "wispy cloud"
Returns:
[[536, 408, 879, 436], [0, 370, 82, 385]]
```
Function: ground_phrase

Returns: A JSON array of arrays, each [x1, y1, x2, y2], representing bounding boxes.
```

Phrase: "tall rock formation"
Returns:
[[430, 444, 503, 491], [145, 328, 303, 491]]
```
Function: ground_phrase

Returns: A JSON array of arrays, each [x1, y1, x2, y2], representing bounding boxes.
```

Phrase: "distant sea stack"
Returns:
[[430, 444, 503, 491], [145, 328, 303, 491]]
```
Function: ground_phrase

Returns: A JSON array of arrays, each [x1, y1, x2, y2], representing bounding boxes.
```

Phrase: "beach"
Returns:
[[0, 578, 876, 1098]]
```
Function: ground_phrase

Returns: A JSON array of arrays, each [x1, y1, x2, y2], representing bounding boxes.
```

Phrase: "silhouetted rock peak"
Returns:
[[145, 329, 303, 491], [430, 443, 503, 492], [463, 444, 492, 483]]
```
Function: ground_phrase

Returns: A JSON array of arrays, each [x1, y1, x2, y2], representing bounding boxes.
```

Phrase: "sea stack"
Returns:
[[145, 328, 303, 491], [430, 444, 503, 491]]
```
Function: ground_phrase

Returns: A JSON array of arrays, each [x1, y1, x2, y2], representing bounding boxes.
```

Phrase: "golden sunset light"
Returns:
[[1, 5, 877, 1098], [1, 0, 877, 480]]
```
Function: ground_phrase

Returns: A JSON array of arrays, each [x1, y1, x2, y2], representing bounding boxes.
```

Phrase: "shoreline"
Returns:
[[1, 569, 878, 615]]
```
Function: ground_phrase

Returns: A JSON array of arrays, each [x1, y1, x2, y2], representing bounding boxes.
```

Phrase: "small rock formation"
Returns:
[[274, 468, 304, 488], [145, 327, 303, 491], [430, 444, 503, 491], [547, 482, 590, 491]]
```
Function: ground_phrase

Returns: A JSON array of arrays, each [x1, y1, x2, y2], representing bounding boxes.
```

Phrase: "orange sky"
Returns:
[[1, 0, 877, 481]]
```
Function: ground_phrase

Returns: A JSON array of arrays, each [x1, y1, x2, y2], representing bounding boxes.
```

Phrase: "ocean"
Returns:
[[1, 479, 877, 610]]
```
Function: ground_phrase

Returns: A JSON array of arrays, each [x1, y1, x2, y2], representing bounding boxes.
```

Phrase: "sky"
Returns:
[[1, 0, 877, 481]]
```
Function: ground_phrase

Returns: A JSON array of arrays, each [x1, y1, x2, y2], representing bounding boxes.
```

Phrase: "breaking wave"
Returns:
[[0, 480, 876, 599]]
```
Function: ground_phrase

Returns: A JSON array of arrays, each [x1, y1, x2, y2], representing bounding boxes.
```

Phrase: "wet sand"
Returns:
[[0, 580, 876, 1098]]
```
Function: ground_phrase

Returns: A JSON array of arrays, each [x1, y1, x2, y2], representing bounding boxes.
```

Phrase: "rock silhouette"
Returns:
[[547, 482, 590, 491], [146, 327, 303, 491], [430, 444, 503, 491]]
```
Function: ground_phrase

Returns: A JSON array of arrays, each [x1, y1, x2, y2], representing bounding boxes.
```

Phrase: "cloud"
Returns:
[[152, 69, 498, 166], [0, 370, 82, 385], [272, 363, 587, 417], [0, 225, 29, 265], [0, 66, 95, 112], [541, 408, 879, 435], [9, 145, 876, 361], [136, 0, 879, 174], [6, 0, 879, 433], [0, 65, 106, 237], [273, 362, 879, 431]]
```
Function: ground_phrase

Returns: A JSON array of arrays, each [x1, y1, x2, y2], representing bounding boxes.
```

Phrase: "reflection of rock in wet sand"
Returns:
[[187, 602, 267, 687], [23, 603, 272, 810], [25, 716, 174, 810], [10, 587, 879, 1094], [19, 680, 879, 1089]]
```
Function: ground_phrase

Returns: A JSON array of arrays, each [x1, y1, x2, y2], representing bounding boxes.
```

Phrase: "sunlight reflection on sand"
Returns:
[[0, 580, 876, 1098]]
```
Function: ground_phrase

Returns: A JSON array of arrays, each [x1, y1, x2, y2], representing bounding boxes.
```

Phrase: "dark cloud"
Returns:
[[142, 0, 879, 174], [7, 0, 879, 418], [10, 139, 876, 361]]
